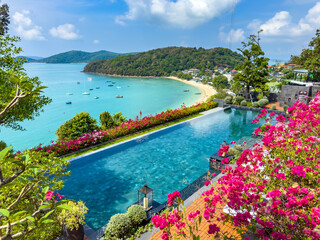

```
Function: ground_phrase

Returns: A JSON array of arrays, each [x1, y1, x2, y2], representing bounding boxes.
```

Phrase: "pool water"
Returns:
[[62, 108, 262, 229]]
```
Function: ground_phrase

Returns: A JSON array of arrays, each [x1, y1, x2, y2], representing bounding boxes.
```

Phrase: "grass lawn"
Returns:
[[62, 113, 202, 161]]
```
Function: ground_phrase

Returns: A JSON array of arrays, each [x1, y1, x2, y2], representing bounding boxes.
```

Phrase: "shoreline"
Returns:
[[166, 76, 217, 103], [84, 72, 217, 103]]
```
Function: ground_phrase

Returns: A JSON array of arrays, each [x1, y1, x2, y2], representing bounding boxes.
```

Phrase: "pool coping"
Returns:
[[68, 107, 224, 163]]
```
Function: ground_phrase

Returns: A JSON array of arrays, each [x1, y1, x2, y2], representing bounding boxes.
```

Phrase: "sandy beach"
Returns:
[[167, 76, 217, 103]]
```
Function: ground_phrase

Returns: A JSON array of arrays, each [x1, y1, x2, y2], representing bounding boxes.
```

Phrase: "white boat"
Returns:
[[116, 87, 122, 89], [88, 77, 92, 81], [66, 93, 73, 95], [94, 96, 99, 99], [82, 92, 90, 95]]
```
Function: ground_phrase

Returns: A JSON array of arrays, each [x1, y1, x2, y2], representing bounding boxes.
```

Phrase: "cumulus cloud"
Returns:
[[250, 2, 320, 38], [49, 24, 80, 40], [220, 28, 245, 43], [116, 0, 241, 29], [12, 11, 45, 40], [93, 40, 100, 44]]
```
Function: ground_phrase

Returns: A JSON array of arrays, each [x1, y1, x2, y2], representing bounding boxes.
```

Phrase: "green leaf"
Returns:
[[12, 211, 27, 218], [42, 210, 54, 219], [0, 209, 10, 217], [56, 204, 71, 211], [0, 146, 12, 162], [38, 205, 50, 210], [22, 154, 29, 164], [42, 186, 49, 195], [41, 219, 55, 225], [26, 216, 35, 223]]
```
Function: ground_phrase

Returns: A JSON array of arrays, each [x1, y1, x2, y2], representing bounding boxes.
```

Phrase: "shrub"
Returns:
[[262, 95, 268, 100], [126, 205, 146, 226], [227, 147, 242, 156], [224, 96, 232, 104], [235, 96, 244, 104], [212, 91, 230, 100], [246, 101, 252, 107], [56, 112, 98, 141], [283, 104, 288, 112], [100, 111, 114, 129], [0, 141, 13, 155], [260, 122, 272, 132], [252, 101, 259, 108], [240, 100, 247, 106], [271, 104, 277, 110], [258, 98, 269, 107], [58, 201, 88, 231], [105, 214, 131, 239]]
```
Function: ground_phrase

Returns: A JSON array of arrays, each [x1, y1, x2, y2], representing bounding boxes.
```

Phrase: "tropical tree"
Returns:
[[233, 30, 269, 99], [212, 75, 230, 90], [0, 35, 52, 131], [0, 147, 70, 240], [0, 1, 9, 36], [293, 29, 320, 80], [56, 112, 98, 141]]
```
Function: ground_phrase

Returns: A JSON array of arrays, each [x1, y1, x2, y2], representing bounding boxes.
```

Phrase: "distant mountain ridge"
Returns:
[[19, 50, 131, 63], [83, 46, 244, 76]]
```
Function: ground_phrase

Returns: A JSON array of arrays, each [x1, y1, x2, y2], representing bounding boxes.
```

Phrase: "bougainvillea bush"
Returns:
[[35, 101, 217, 156], [151, 93, 320, 240]]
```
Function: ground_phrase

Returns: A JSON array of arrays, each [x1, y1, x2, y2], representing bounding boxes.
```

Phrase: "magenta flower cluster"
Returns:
[[151, 93, 320, 239]]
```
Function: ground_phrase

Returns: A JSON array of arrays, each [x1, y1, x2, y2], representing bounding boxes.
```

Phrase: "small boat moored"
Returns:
[[77, 82, 80, 84], [116, 86, 122, 89], [116, 95, 123, 98], [66, 93, 73, 95], [82, 92, 90, 95], [108, 84, 114, 87], [96, 87, 100, 89], [94, 96, 99, 99], [183, 90, 189, 92], [66, 101, 72, 104]]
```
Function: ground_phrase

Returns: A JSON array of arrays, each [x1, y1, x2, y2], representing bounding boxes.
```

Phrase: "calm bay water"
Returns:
[[1, 64, 201, 151]]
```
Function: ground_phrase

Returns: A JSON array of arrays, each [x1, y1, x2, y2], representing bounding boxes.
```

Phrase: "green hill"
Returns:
[[36, 50, 127, 63], [18, 56, 38, 62], [83, 47, 243, 77]]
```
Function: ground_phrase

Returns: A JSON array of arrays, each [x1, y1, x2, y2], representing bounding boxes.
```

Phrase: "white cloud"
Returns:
[[49, 24, 80, 40], [220, 28, 245, 43], [116, 0, 241, 29], [93, 40, 100, 44], [251, 2, 320, 38], [12, 11, 45, 40]]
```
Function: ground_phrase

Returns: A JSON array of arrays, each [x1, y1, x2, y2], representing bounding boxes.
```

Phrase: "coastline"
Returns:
[[84, 72, 217, 104], [166, 76, 217, 103]]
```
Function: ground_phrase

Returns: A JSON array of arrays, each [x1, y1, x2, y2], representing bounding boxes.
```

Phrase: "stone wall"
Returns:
[[279, 85, 311, 107]]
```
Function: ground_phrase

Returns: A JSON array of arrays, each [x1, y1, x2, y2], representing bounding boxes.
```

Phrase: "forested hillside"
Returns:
[[83, 47, 243, 76]]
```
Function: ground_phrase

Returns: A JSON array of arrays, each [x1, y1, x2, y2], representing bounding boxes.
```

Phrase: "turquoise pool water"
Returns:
[[62, 108, 262, 230], [0, 64, 200, 151]]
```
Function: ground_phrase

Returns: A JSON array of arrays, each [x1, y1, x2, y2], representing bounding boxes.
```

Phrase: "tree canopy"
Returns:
[[0, 35, 52, 131], [233, 31, 269, 99], [84, 47, 243, 77], [292, 29, 320, 80]]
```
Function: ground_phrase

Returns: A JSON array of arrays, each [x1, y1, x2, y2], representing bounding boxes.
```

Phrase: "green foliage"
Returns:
[[126, 205, 146, 226], [56, 112, 98, 141], [253, 102, 259, 108], [257, 92, 264, 100], [0, 148, 70, 239], [0, 140, 13, 154], [247, 102, 252, 107], [235, 96, 244, 104], [84, 47, 243, 77], [271, 104, 277, 110], [0, 2, 9, 36], [126, 222, 153, 240], [240, 100, 247, 106], [36, 50, 128, 63], [260, 122, 272, 133], [293, 29, 320, 79], [233, 31, 269, 99], [212, 91, 230, 100], [105, 214, 131, 239], [262, 96, 268, 100], [283, 105, 288, 112], [58, 201, 88, 231], [258, 99, 269, 107], [212, 75, 230, 90], [0, 35, 52, 130], [224, 96, 233, 104], [100, 111, 127, 130]]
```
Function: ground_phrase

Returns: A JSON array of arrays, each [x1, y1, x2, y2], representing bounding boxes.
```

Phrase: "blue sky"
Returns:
[[4, 0, 320, 62]]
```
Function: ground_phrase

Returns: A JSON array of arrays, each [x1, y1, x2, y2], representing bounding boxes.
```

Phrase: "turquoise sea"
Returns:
[[1, 64, 201, 151]]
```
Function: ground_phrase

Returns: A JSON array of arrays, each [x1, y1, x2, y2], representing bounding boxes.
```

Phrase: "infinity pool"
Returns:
[[62, 108, 262, 229]]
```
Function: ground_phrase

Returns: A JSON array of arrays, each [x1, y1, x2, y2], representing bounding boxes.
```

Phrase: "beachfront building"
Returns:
[[188, 68, 200, 76]]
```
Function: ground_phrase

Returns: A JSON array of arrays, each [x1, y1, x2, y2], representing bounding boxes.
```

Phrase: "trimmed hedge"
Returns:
[[240, 100, 247, 106], [258, 99, 269, 107]]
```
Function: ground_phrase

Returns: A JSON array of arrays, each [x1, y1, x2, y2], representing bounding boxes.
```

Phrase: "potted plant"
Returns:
[[58, 201, 88, 240]]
